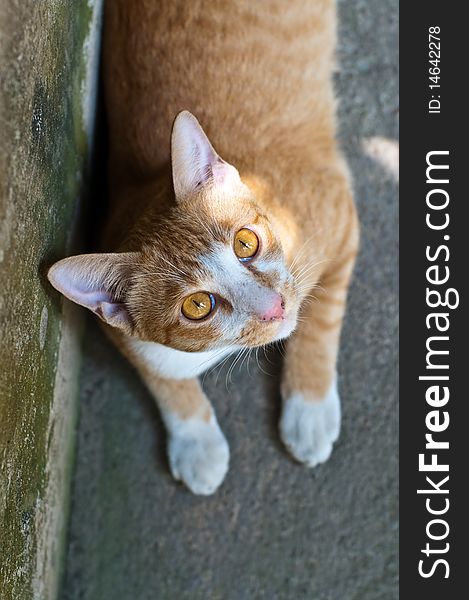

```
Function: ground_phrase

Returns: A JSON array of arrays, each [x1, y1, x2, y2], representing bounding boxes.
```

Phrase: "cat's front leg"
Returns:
[[280, 379, 341, 468], [164, 386, 230, 496], [281, 230, 358, 468], [135, 368, 229, 495]]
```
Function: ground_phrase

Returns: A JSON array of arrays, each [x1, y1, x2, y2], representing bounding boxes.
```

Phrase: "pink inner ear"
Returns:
[[211, 159, 240, 187], [181, 115, 219, 189], [68, 287, 113, 310], [48, 259, 132, 331], [97, 302, 130, 328], [50, 263, 115, 310], [172, 111, 241, 200]]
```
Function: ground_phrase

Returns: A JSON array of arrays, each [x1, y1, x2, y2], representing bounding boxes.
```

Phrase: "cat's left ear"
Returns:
[[47, 252, 138, 334], [171, 110, 241, 202]]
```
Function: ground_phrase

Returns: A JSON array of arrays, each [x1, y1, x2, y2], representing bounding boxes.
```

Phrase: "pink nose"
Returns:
[[259, 294, 285, 322]]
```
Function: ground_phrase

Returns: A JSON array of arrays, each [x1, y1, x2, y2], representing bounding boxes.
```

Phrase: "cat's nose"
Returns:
[[259, 294, 285, 322]]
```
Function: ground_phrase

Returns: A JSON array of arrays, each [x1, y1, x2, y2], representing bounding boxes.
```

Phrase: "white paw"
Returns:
[[280, 382, 341, 468], [167, 416, 229, 495]]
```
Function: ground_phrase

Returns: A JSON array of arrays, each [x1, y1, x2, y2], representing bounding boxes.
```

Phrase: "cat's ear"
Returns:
[[47, 253, 138, 333], [171, 110, 241, 202]]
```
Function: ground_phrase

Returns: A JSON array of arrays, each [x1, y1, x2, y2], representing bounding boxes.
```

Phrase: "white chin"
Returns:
[[275, 315, 297, 341]]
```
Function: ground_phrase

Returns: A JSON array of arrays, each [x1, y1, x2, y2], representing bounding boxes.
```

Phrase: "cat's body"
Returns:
[[48, 0, 359, 494]]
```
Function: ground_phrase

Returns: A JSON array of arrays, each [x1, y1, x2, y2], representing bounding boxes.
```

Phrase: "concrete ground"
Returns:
[[61, 1, 398, 598]]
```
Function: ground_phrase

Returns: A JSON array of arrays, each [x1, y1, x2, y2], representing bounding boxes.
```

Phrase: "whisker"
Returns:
[[213, 349, 239, 386], [227, 347, 249, 386], [278, 340, 287, 359], [131, 270, 185, 282], [237, 346, 250, 376], [200, 347, 233, 384], [159, 255, 188, 278], [254, 346, 271, 377], [262, 344, 275, 365], [244, 348, 254, 377], [292, 258, 330, 283], [289, 230, 325, 271]]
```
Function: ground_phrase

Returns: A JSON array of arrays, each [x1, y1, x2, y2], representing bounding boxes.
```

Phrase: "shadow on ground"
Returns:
[[61, 1, 398, 598]]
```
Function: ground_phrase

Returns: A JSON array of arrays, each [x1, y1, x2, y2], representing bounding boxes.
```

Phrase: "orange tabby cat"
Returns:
[[48, 0, 359, 494]]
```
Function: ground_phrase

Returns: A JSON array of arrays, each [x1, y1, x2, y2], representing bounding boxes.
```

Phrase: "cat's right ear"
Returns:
[[47, 252, 138, 334], [171, 110, 241, 202]]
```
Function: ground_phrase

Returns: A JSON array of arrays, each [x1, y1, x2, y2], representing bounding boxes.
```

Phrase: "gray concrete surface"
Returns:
[[61, 1, 398, 598]]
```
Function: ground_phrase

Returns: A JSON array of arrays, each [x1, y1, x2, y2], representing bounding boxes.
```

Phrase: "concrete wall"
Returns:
[[0, 2, 102, 598]]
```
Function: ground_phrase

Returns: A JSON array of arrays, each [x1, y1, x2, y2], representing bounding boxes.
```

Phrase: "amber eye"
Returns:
[[181, 292, 215, 320], [234, 228, 259, 261]]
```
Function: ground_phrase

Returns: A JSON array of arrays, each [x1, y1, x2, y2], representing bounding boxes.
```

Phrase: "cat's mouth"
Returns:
[[274, 311, 297, 341], [247, 307, 298, 347]]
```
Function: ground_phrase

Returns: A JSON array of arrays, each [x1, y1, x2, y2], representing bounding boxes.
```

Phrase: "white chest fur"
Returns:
[[127, 338, 235, 380]]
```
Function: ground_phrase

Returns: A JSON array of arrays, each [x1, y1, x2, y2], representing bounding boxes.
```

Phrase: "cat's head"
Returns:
[[48, 111, 302, 352]]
